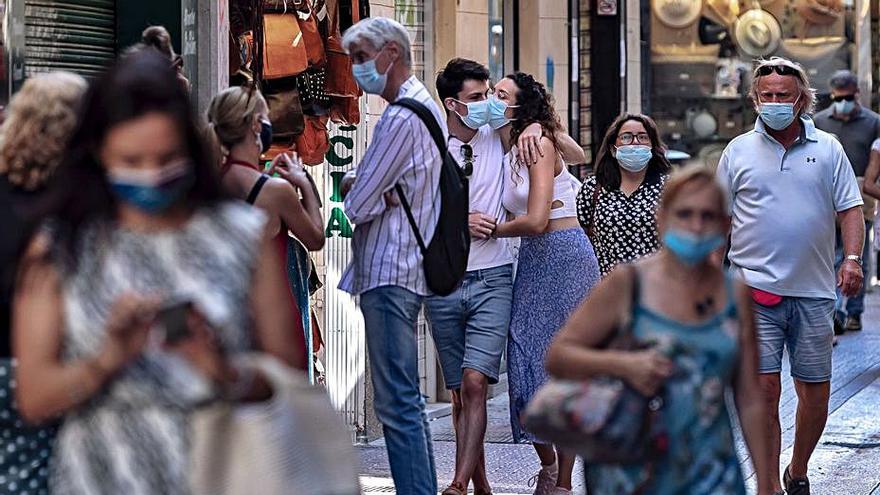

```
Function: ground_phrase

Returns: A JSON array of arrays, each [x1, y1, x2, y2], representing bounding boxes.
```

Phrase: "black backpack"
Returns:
[[391, 98, 470, 296]]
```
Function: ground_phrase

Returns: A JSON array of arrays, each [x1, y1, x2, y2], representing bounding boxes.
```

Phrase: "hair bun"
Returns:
[[141, 26, 174, 58]]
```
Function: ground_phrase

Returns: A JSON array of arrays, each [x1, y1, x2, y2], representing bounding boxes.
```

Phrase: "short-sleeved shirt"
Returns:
[[873, 138, 880, 152], [449, 125, 513, 272], [717, 116, 863, 299], [575, 171, 667, 276], [813, 106, 880, 177]]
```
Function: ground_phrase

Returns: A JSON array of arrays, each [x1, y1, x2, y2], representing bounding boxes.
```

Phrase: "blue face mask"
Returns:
[[108, 161, 194, 215], [259, 120, 273, 153], [833, 99, 855, 115], [663, 229, 724, 266], [487, 95, 517, 130], [352, 49, 392, 95], [453, 98, 490, 129], [614, 145, 652, 172], [758, 98, 799, 131]]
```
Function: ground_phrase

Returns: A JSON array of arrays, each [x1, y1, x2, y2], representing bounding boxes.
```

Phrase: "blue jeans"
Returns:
[[834, 220, 871, 319], [424, 264, 513, 389], [360, 286, 437, 494], [755, 297, 835, 382]]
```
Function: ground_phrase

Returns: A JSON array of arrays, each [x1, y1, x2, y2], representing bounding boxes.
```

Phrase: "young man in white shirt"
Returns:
[[428, 58, 585, 495]]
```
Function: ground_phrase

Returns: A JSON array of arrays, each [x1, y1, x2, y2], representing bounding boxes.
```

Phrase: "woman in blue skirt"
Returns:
[[490, 72, 601, 494]]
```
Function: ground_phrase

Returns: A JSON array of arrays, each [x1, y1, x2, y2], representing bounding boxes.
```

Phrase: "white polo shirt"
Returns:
[[717, 116, 863, 299], [449, 125, 514, 272]]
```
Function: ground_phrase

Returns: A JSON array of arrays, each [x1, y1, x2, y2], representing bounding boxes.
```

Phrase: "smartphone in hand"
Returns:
[[156, 300, 192, 344]]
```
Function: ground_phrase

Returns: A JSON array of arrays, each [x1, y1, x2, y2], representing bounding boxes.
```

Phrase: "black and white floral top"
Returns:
[[576, 171, 668, 276]]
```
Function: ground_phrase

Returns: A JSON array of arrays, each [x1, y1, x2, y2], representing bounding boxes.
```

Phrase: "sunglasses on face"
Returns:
[[617, 132, 651, 145], [460, 144, 474, 177], [831, 94, 856, 102], [755, 64, 799, 77]]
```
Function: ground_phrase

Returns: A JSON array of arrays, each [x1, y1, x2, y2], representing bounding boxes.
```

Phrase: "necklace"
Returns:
[[694, 296, 715, 317], [225, 159, 261, 172]]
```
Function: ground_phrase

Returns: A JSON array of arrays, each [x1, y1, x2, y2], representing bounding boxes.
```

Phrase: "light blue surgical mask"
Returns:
[[833, 99, 855, 115], [352, 49, 393, 95], [487, 95, 517, 130], [663, 229, 724, 266], [107, 161, 194, 215], [614, 145, 652, 172], [453, 98, 490, 129], [758, 96, 800, 131]]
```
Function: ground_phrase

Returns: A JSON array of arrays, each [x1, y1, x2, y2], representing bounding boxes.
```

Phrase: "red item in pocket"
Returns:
[[751, 288, 783, 307]]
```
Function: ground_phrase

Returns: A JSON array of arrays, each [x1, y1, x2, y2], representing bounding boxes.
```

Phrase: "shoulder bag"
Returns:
[[523, 265, 667, 465], [189, 353, 360, 495]]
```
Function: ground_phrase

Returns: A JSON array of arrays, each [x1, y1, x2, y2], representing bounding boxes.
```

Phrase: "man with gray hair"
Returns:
[[716, 57, 864, 495], [338, 16, 444, 495], [813, 70, 880, 333]]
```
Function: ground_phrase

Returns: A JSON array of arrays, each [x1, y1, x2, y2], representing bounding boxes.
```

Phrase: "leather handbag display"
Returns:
[[295, 0, 327, 67], [324, 0, 360, 98], [189, 354, 360, 495], [262, 12, 309, 79], [264, 83, 306, 140], [523, 265, 667, 464], [294, 114, 330, 165]]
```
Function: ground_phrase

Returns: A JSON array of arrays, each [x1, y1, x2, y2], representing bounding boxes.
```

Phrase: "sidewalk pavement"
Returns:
[[358, 291, 880, 494]]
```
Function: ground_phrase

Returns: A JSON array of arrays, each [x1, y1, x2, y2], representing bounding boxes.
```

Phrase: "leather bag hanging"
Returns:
[[262, 12, 309, 79], [295, 0, 326, 67], [329, 95, 360, 125], [293, 115, 330, 165], [265, 85, 306, 140], [324, 0, 360, 98]]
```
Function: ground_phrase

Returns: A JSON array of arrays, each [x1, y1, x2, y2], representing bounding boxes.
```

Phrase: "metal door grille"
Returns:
[[23, 0, 115, 78]]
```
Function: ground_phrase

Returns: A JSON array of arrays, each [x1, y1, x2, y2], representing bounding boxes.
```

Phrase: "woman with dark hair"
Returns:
[[12, 51, 304, 494], [576, 113, 672, 277], [491, 72, 600, 495]]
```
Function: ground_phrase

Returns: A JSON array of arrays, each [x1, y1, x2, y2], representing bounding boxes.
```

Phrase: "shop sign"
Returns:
[[597, 0, 617, 16], [325, 124, 357, 238]]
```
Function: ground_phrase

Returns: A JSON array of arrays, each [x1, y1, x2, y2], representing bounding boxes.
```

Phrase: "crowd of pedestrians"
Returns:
[[0, 12, 873, 495]]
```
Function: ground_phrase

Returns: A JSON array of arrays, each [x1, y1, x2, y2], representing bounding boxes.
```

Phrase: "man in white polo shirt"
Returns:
[[427, 58, 584, 495], [717, 57, 864, 495]]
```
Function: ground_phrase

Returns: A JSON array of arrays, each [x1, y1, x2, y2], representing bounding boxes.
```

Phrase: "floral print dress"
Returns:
[[585, 275, 746, 495]]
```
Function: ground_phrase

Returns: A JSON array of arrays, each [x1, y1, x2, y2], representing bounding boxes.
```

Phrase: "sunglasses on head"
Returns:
[[755, 64, 799, 77], [831, 94, 856, 102]]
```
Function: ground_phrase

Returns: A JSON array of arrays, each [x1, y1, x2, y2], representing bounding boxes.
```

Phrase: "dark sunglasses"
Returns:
[[755, 64, 799, 77], [831, 94, 856, 102], [460, 144, 474, 177]]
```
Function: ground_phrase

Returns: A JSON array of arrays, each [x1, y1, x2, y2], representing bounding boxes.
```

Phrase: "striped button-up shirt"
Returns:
[[339, 75, 446, 296]]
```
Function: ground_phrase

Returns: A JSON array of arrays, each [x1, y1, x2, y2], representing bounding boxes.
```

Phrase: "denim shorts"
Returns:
[[424, 264, 513, 390], [754, 296, 835, 383]]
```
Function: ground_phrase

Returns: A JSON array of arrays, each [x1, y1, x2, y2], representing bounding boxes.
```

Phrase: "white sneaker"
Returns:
[[527, 462, 558, 495]]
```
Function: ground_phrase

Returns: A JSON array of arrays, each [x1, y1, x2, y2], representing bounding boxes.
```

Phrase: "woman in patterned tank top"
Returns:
[[12, 51, 305, 495]]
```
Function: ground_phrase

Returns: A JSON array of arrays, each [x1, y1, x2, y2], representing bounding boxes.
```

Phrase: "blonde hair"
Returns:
[[750, 57, 817, 115], [205, 85, 266, 163], [0, 71, 87, 190], [659, 165, 728, 216]]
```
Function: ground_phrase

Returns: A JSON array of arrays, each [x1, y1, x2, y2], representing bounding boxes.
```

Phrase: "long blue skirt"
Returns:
[[507, 227, 600, 443]]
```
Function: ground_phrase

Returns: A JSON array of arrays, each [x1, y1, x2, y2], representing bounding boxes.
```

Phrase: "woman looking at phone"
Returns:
[[13, 52, 305, 494]]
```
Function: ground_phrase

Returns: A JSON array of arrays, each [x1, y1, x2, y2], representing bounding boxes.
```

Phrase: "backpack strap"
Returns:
[[246, 174, 270, 204], [390, 98, 448, 256]]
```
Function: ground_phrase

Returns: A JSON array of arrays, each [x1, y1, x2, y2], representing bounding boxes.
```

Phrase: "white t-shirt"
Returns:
[[717, 116, 863, 299], [449, 125, 514, 271]]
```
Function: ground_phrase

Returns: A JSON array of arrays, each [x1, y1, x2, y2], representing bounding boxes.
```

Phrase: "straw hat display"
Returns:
[[733, 6, 782, 57], [795, 0, 843, 26], [653, 0, 704, 29]]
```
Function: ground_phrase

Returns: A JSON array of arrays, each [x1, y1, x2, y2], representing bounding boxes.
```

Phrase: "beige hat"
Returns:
[[796, 0, 843, 26], [734, 8, 781, 58], [653, 0, 704, 29]]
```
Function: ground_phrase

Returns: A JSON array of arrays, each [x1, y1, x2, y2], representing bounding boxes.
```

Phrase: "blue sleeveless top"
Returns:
[[586, 272, 747, 495]]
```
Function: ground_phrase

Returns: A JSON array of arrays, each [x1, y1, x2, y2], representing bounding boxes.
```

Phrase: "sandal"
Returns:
[[442, 482, 466, 495]]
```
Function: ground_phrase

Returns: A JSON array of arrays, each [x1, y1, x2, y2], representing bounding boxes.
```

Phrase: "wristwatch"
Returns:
[[846, 255, 863, 267]]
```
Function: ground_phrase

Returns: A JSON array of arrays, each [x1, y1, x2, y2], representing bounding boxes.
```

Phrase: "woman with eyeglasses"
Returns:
[[13, 52, 305, 494], [489, 72, 600, 494], [576, 114, 672, 277], [548, 166, 773, 495]]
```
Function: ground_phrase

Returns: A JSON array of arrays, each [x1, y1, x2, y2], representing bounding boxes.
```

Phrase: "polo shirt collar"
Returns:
[[754, 115, 818, 143]]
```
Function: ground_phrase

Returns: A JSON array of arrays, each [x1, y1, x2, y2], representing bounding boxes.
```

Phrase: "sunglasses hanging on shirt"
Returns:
[[459, 143, 474, 178]]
